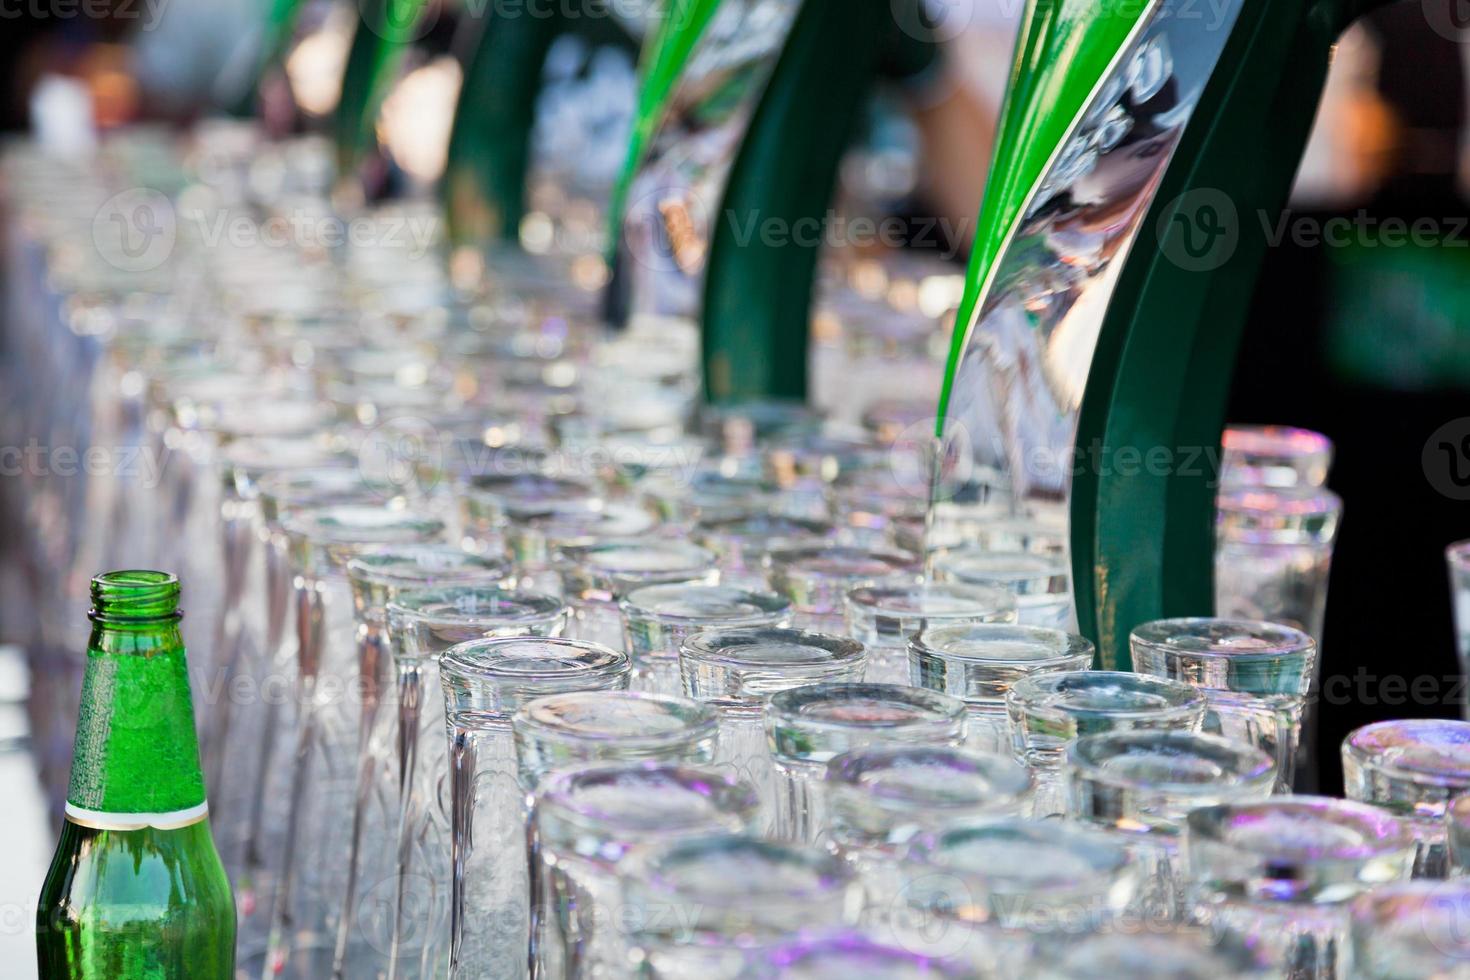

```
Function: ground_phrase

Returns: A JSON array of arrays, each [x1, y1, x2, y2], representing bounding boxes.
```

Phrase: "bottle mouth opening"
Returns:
[[90, 570, 182, 621]]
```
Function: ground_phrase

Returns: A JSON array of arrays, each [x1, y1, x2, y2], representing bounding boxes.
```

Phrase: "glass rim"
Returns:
[[762, 542, 920, 576], [1067, 730, 1277, 796], [916, 817, 1133, 897], [386, 585, 567, 626], [1343, 719, 1470, 788], [561, 537, 718, 578], [1221, 423, 1333, 458], [767, 682, 967, 735], [757, 931, 972, 976], [909, 622, 1095, 668], [843, 581, 1018, 621], [825, 744, 1032, 811], [1129, 616, 1316, 663], [512, 690, 719, 751], [1008, 670, 1208, 727], [1186, 795, 1416, 865], [345, 543, 510, 587], [620, 583, 792, 625], [634, 834, 854, 908], [280, 501, 444, 545], [440, 635, 627, 683], [533, 762, 759, 834], [1447, 539, 1470, 568]]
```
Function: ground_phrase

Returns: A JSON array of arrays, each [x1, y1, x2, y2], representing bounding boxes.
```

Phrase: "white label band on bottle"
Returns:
[[64, 801, 209, 831]]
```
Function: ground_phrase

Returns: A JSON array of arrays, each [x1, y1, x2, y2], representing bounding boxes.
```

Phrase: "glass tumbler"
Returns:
[[1065, 731, 1276, 921], [624, 835, 861, 979], [559, 538, 720, 647], [1130, 617, 1315, 793], [691, 512, 835, 590], [843, 583, 1017, 685], [378, 586, 570, 979], [1033, 928, 1265, 980], [680, 627, 867, 830], [263, 504, 447, 980], [619, 584, 791, 695], [440, 637, 630, 980], [930, 549, 1073, 629], [1185, 796, 1416, 979], [763, 544, 921, 633], [900, 817, 1138, 970], [1007, 671, 1208, 818], [1219, 424, 1333, 489], [825, 746, 1030, 919], [1342, 719, 1470, 878], [766, 683, 967, 844], [908, 624, 1094, 753], [530, 763, 760, 979], [1349, 880, 1470, 979], [1447, 541, 1470, 720]]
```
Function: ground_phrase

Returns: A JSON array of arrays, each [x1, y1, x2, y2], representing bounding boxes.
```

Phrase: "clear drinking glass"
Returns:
[[1342, 719, 1470, 878], [375, 586, 569, 979], [908, 624, 1094, 753], [623, 835, 862, 980], [842, 583, 1017, 685], [1007, 671, 1208, 818], [440, 636, 630, 980], [766, 683, 967, 844], [619, 584, 791, 695], [745, 931, 979, 979], [529, 763, 760, 979], [263, 504, 446, 980], [1185, 797, 1416, 979], [899, 818, 1139, 971], [1065, 731, 1276, 921], [825, 745, 1030, 919], [763, 544, 920, 633], [1033, 928, 1266, 980], [692, 512, 834, 590], [1130, 617, 1316, 792], [930, 549, 1072, 628], [1451, 792, 1470, 876], [1448, 542, 1470, 720], [680, 627, 867, 831], [1219, 424, 1333, 489], [559, 538, 720, 647], [1349, 880, 1470, 979]]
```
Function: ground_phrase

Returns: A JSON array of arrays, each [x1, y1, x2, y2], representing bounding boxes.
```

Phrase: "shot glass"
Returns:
[[1065, 731, 1276, 921], [263, 504, 446, 979], [900, 818, 1139, 970], [530, 764, 760, 979], [1185, 797, 1416, 979], [763, 544, 921, 633], [1342, 719, 1470, 878], [680, 627, 866, 830], [1349, 880, 1470, 979], [843, 583, 1017, 685], [559, 538, 719, 647], [692, 512, 834, 589], [909, 624, 1094, 753], [1448, 542, 1470, 720], [747, 931, 978, 979], [1007, 671, 1208, 818], [1033, 928, 1265, 980], [620, 584, 791, 695], [825, 746, 1030, 916], [440, 637, 630, 979], [766, 683, 967, 843], [931, 549, 1072, 628], [623, 835, 861, 980], [1451, 792, 1470, 876], [1130, 617, 1314, 793], [378, 586, 569, 978], [1219, 424, 1333, 489]]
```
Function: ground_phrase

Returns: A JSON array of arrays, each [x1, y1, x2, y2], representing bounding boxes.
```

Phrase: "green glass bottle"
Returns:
[[36, 571, 235, 979]]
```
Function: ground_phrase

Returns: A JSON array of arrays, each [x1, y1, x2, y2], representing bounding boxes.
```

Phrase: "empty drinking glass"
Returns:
[[1342, 719, 1470, 878], [1007, 671, 1207, 818], [766, 683, 966, 843], [1219, 424, 1333, 489], [747, 932, 978, 979], [900, 818, 1139, 970], [1065, 731, 1276, 920], [1033, 928, 1265, 980], [440, 636, 630, 979], [1130, 617, 1315, 792], [825, 745, 1030, 916], [378, 586, 569, 979], [843, 583, 1016, 684], [692, 512, 834, 590], [763, 544, 920, 633], [1349, 880, 1470, 979], [623, 835, 861, 979], [680, 627, 866, 830], [559, 538, 719, 646], [1185, 797, 1416, 979], [931, 549, 1072, 628], [620, 584, 790, 695], [529, 763, 760, 979], [909, 624, 1094, 753]]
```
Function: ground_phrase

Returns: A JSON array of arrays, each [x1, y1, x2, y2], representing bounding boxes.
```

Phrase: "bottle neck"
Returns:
[[65, 612, 208, 830]]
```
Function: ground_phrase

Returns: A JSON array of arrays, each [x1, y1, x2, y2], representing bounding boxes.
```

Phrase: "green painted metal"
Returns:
[[333, 0, 425, 176], [937, 0, 1388, 666]]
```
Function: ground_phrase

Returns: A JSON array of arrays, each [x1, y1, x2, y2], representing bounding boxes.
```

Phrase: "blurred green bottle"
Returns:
[[36, 571, 234, 979]]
